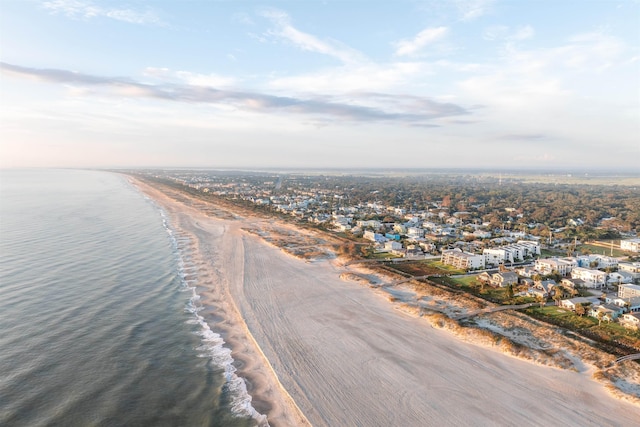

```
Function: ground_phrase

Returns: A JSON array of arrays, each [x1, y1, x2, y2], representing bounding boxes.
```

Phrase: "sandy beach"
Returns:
[[132, 177, 640, 426]]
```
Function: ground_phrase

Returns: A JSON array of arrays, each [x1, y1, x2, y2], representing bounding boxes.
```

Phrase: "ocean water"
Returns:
[[0, 169, 262, 427]]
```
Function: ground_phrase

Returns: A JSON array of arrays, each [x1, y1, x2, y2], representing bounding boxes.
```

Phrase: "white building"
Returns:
[[441, 248, 485, 270], [407, 227, 425, 238], [576, 254, 618, 269], [619, 262, 640, 282], [357, 220, 382, 229], [384, 241, 403, 251], [483, 241, 540, 266], [618, 283, 640, 299], [534, 258, 577, 276], [363, 230, 386, 243], [571, 267, 607, 289], [621, 238, 640, 253]]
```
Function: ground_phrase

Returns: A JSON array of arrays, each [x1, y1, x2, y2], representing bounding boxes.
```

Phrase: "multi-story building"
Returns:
[[483, 241, 540, 266], [618, 262, 640, 283], [618, 283, 640, 299], [621, 238, 640, 253], [571, 267, 607, 288], [534, 258, 577, 276], [576, 254, 618, 269], [441, 248, 485, 270]]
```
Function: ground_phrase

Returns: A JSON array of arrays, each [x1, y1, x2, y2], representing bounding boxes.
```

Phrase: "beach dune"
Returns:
[[134, 178, 640, 426]]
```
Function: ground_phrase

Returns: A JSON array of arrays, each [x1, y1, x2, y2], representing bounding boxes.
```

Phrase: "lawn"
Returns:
[[367, 252, 403, 259], [389, 260, 463, 277], [525, 305, 599, 329], [578, 242, 631, 258]]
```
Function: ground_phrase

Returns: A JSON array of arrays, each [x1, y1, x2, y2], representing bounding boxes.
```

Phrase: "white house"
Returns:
[[571, 267, 607, 288], [363, 230, 386, 243], [620, 312, 640, 330], [612, 296, 640, 313], [384, 241, 403, 251], [618, 262, 640, 282], [357, 220, 382, 229], [407, 227, 425, 238], [560, 296, 601, 311], [606, 271, 633, 285], [534, 258, 577, 276], [576, 254, 618, 269]]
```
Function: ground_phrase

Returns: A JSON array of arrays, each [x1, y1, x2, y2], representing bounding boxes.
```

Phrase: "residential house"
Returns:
[[571, 267, 607, 289], [384, 241, 403, 252], [515, 266, 537, 278], [407, 227, 425, 238], [534, 258, 576, 276], [406, 245, 425, 259], [576, 254, 618, 269], [363, 230, 386, 243], [530, 279, 557, 298], [477, 272, 492, 284], [560, 296, 601, 312], [607, 271, 633, 285], [612, 296, 640, 313], [490, 271, 518, 288], [589, 304, 624, 322], [618, 262, 640, 282], [620, 312, 640, 330], [527, 287, 548, 300], [561, 277, 585, 289]]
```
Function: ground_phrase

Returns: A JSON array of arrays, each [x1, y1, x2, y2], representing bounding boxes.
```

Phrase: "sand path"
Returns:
[[134, 178, 640, 426]]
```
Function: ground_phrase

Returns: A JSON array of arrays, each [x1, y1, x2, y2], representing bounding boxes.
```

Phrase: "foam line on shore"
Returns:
[[157, 200, 269, 425]]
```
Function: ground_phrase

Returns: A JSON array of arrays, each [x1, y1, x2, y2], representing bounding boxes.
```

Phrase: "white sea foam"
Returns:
[[157, 208, 268, 426]]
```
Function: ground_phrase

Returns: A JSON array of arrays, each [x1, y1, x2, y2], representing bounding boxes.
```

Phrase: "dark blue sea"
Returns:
[[0, 169, 264, 427]]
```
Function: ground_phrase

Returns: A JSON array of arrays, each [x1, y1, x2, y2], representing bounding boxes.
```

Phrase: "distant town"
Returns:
[[132, 169, 640, 339]]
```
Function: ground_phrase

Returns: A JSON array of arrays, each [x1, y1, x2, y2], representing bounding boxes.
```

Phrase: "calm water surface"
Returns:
[[0, 169, 260, 427]]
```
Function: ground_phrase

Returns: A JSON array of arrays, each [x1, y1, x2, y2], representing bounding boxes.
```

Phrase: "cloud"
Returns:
[[499, 133, 547, 141], [484, 25, 534, 42], [260, 9, 365, 64], [143, 67, 238, 88], [42, 0, 162, 25], [394, 27, 448, 57], [268, 61, 431, 94], [0, 62, 470, 125], [454, 0, 495, 21]]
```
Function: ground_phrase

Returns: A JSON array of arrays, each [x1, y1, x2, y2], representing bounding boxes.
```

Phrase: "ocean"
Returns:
[[0, 169, 263, 427]]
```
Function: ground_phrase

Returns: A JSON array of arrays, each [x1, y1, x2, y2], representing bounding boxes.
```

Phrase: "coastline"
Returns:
[[129, 175, 640, 426], [130, 177, 310, 427]]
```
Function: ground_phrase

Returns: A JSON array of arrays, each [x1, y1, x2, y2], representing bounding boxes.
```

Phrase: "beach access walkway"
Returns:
[[613, 353, 640, 364]]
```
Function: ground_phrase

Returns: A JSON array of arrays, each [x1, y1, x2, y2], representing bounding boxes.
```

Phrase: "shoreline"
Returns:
[[130, 177, 310, 427], [129, 175, 640, 426]]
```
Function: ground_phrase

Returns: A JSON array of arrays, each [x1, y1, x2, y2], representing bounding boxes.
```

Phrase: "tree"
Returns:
[[507, 284, 514, 299], [596, 310, 604, 326], [575, 303, 585, 317], [553, 291, 563, 306]]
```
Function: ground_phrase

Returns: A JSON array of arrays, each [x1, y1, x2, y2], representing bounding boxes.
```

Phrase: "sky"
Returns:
[[1, 0, 639, 170]]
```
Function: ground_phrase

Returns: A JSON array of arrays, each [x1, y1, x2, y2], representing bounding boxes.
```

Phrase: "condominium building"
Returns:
[[441, 248, 485, 270]]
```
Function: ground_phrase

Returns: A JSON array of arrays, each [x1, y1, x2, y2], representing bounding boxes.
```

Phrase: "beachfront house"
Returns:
[[589, 304, 624, 322], [620, 313, 640, 330], [571, 267, 607, 289], [490, 272, 518, 288], [560, 296, 601, 312]]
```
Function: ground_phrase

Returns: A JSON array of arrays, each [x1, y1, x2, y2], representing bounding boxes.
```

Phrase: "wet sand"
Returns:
[[133, 177, 640, 426]]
